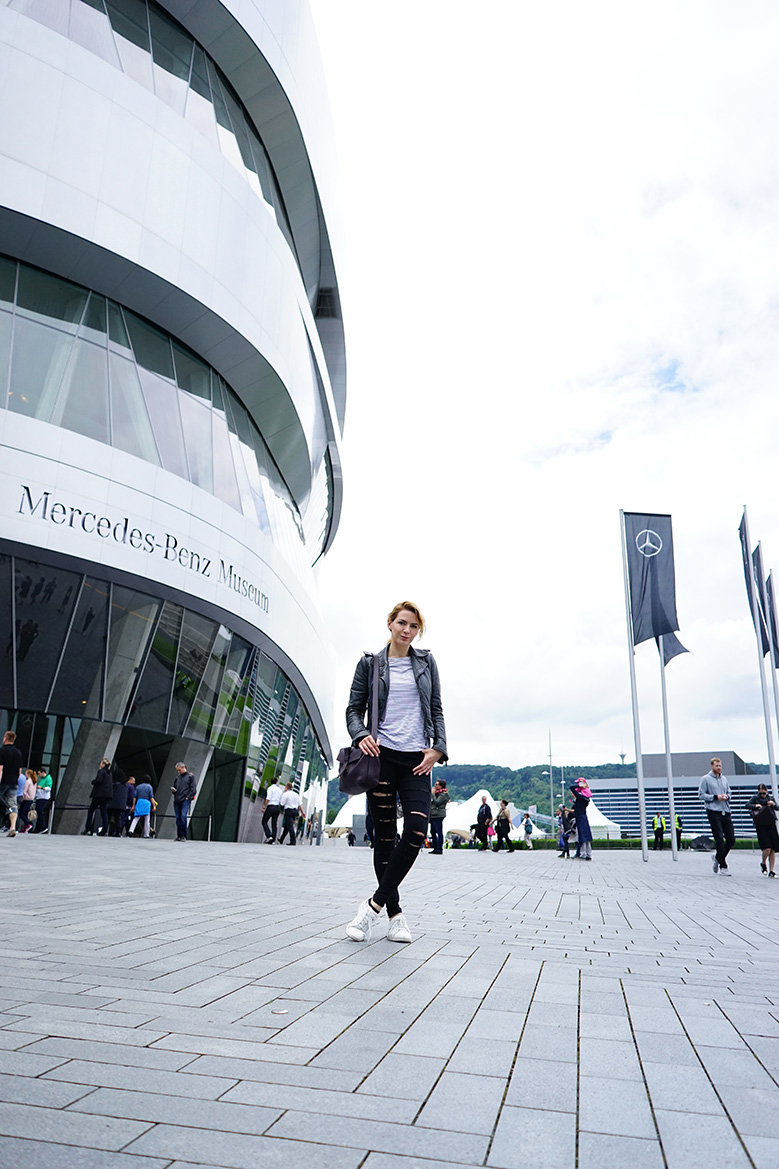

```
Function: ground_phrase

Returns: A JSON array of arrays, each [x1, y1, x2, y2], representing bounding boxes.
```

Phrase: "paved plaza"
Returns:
[[1, 835, 778, 1169]]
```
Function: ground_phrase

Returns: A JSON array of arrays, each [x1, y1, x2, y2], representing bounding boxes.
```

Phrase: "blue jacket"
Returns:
[[346, 645, 448, 761]]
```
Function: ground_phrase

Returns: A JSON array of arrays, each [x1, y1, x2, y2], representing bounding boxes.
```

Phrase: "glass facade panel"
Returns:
[[51, 338, 110, 445], [184, 624, 229, 741], [173, 344, 210, 401], [109, 352, 160, 464], [14, 561, 82, 712], [125, 311, 174, 379], [16, 265, 87, 328], [0, 311, 10, 406], [211, 635, 253, 750], [127, 600, 182, 731], [139, 368, 189, 480], [168, 609, 217, 736], [211, 412, 242, 512], [8, 318, 76, 420], [48, 577, 109, 717], [178, 393, 213, 493], [0, 255, 15, 307], [103, 586, 160, 723]]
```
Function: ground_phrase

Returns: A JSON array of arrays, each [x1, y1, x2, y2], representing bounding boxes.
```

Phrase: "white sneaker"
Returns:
[[346, 899, 376, 942], [387, 913, 412, 943], [712, 856, 719, 873]]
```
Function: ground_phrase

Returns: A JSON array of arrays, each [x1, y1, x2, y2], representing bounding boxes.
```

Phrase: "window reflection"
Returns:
[[14, 560, 82, 713], [0, 254, 318, 561]]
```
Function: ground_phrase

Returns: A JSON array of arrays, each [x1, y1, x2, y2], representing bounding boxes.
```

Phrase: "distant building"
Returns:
[[588, 753, 760, 839]]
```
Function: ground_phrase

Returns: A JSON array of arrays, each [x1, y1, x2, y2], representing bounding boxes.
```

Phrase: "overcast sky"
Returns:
[[308, 0, 779, 770]]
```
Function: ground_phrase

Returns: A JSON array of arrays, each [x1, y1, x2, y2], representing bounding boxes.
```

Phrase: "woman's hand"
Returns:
[[413, 749, 443, 776], [359, 735, 380, 757]]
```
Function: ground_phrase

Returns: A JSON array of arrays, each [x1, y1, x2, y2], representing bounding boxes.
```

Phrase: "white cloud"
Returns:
[[310, 0, 779, 767]]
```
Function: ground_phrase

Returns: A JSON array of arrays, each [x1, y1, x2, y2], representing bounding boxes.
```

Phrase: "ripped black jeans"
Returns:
[[366, 748, 430, 918]]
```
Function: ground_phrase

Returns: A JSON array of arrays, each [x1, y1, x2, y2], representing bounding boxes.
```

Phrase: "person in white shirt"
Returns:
[[262, 780, 285, 844], [279, 783, 302, 846]]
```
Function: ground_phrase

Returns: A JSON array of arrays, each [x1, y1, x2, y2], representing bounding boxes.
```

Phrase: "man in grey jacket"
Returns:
[[699, 757, 734, 875]]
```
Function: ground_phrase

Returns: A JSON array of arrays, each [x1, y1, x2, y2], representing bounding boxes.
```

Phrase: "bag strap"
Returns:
[[369, 654, 380, 739]]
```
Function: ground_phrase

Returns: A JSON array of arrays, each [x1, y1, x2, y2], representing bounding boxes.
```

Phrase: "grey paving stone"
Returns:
[[654, 1109, 752, 1168], [505, 1056, 577, 1112], [579, 1011, 633, 1040], [150, 1031, 318, 1061], [579, 1037, 643, 1080], [577, 1131, 665, 1168], [447, 1035, 517, 1078], [183, 1054, 363, 1091], [748, 1036, 779, 1074], [0, 1101, 150, 1149], [358, 1053, 447, 1101], [221, 1077, 419, 1123], [124, 1123, 365, 1169], [44, 1058, 236, 1098], [268, 1110, 489, 1162], [394, 1019, 471, 1060], [0, 1073, 93, 1108], [741, 1134, 779, 1169], [697, 1043, 778, 1088], [0, 1137, 170, 1169], [579, 1074, 656, 1138], [68, 1085, 283, 1134], [632, 1030, 699, 1066], [20, 1036, 196, 1071], [0, 1031, 45, 1050], [716, 1085, 779, 1137], [677, 1014, 742, 1048], [642, 1060, 723, 1114], [361, 1154, 482, 1169], [626, 1005, 684, 1034], [0, 1050, 70, 1076], [516, 1023, 578, 1062], [3, 1019, 169, 1046], [488, 1104, 576, 1168], [416, 1071, 505, 1135], [311, 1023, 398, 1072], [464, 1008, 526, 1042]]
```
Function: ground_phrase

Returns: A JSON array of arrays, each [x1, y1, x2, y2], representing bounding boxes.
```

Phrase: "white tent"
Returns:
[[331, 793, 366, 829], [585, 799, 622, 840]]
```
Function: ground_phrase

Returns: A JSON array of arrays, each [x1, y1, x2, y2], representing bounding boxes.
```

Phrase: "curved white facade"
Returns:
[[0, 0, 345, 839]]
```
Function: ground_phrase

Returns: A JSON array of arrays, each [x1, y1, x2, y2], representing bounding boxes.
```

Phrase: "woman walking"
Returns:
[[493, 800, 515, 852], [747, 783, 779, 877], [571, 779, 593, 860], [344, 601, 448, 943]]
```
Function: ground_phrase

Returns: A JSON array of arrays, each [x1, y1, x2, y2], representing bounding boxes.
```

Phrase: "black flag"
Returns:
[[739, 515, 770, 655], [767, 573, 779, 662], [623, 513, 681, 646], [655, 630, 689, 666], [752, 545, 771, 657]]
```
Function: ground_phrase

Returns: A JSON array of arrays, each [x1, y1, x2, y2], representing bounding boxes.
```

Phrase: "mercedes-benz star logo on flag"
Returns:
[[636, 529, 662, 557]]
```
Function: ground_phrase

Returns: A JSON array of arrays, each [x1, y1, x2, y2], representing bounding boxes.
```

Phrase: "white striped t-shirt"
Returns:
[[378, 656, 426, 752]]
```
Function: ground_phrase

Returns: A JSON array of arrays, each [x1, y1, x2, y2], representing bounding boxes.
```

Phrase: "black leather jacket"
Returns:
[[346, 645, 448, 761]]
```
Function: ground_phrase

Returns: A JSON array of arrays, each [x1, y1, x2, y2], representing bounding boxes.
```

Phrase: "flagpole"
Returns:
[[742, 511, 779, 804], [763, 563, 779, 806], [620, 510, 649, 861], [657, 637, 678, 862]]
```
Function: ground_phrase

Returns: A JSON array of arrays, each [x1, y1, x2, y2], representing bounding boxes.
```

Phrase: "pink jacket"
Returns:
[[22, 777, 37, 801]]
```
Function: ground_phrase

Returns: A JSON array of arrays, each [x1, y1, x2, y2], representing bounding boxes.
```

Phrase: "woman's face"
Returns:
[[388, 608, 420, 650]]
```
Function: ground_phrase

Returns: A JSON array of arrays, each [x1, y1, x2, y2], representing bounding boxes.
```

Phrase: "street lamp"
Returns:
[[542, 771, 552, 821]]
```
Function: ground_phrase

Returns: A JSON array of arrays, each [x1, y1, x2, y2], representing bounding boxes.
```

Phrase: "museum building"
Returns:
[[0, 0, 345, 839]]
